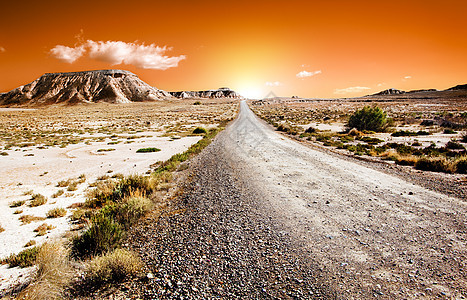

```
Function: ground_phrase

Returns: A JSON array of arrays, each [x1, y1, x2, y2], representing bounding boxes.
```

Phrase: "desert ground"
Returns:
[[0, 99, 238, 293], [75, 101, 467, 299]]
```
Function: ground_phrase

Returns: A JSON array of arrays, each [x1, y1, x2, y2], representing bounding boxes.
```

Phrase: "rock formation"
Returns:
[[0, 70, 171, 106], [373, 88, 406, 96], [170, 87, 241, 99]]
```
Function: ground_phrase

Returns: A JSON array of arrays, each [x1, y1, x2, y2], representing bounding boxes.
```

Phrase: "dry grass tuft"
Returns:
[[51, 190, 64, 198], [9, 200, 26, 208], [46, 207, 67, 218], [34, 223, 56, 236], [0, 224, 4, 233], [29, 194, 47, 207], [17, 242, 73, 300], [24, 240, 36, 247], [86, 249, 142, 284], [19, 215, 46, 225]]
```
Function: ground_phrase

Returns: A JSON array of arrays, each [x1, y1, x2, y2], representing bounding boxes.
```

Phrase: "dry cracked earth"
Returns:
[[84, 101, 467, 299]]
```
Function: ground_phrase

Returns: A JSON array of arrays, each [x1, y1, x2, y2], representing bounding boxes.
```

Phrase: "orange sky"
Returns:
[[0, 0, 466, 98]]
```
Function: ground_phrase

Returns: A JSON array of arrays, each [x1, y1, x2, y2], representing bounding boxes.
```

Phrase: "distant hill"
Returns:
[[367, 84, 467, 100], [169, 87, 241, 99], [0, 70, 171, 106]]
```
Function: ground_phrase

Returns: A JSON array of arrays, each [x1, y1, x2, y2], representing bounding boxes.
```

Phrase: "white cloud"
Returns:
[[50, 40, 186, 70], [334, 86, 371, 95], [296, 70, 321, 78], [265, 81, 282, 87], [377, 82, 386, 87], [49, 45, 86, 63], [0, 46, 6, 53], [404, 76, 412, 79]]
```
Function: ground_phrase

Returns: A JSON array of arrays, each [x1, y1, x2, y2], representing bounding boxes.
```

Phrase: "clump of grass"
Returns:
[[30, 194, 47, 207], [444, 128, 457, 134], [445, 141, 465, 150], [415, 157, 456, 173], [23, 190, 34, 196], [305, 126, 316, 133], [52, 190, 64, 198], [0, 224, 4, 233], [34, 223, 56, 236], [136, 147, 161, 153], [395, 155, 419, 166], [192, 127, 207, 134], [86, 249, 142, 284], [46, 207, 67, 218], [455, 157, 467, 174], [193, 101, 201, 105], [67, 181, 79, 191], [97, 148, 115, 152], [10, 200, 26, 208], [57, 179, 71, 187], [391, 130, 430, 137], [2, 246, 39, 267], [19, 215, 46, 224], [17, 242, 73, 300], [72, 214, 124, 258], [14, 209, 23, 214], [24, 240, 36, 247], [276, 123, 298, 135], [0, 151, 8, 156], [101, 196, 153, 230]]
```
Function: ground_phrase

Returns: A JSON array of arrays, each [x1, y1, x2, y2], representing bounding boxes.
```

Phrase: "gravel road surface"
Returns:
[[92, 101, 467, 299]]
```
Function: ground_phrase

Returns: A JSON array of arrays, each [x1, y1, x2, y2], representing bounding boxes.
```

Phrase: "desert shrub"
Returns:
[[97, 148, 115, 152], [455, 157, 467, 174], [30, 194, 47, 207], [193, 101, 201, 105], [57, 179, 71, 187], [19, 215, 46, 224], [136, 147, 161, 153], [415, 157, 456, 173], [46, 207, 67, 218], [0, 224, 4, 233], [444, 128, 457, 134], [462, 132, 467, 143], [339, 135, 354, 143], [445, 141, 465, 150], [347, 106, 388, 132], [102, 197, 153, 230], [193, 127, 207, 134], [17, 242, 73, 300], [52, 190, 64, 198], [305, 126, 316, 133], [0, 151, 8, 156], [24, 240, 36, 247], [10, 200, 26, 208], [348, 128, 362, 137], [85, 180, 118, 208], [395, 155, 419, 166], [34, 223, 55, 236], [72, 214, 124, 258], [86, 249, 142, 284], [276, 124, 298, 135], [2, 246, 39, 267], [359, 136, 384, 144]]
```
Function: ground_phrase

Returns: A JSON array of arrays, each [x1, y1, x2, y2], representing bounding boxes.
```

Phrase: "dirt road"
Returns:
[[104, 101, 466, 299]]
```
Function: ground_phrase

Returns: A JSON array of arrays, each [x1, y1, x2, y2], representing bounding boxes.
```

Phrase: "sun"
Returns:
[[237, 86, 264, 99]]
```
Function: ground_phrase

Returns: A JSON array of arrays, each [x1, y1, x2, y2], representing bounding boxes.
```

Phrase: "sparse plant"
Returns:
[[72, 214, 124, 258], [445, 141, 465, 150], [0, 151, 8, 156], [193, 101, 202, 105], [0, 224, 4, 233], [97, 148, 115, 152], [24, 240, 36, 247], [57, 179, 71, 187], [52, 189, 64, 198], [10, 200, 26, 208], [192, 127, 207, 134], [46, 207, 67, 218], [67, 181, 79, 191], [347, 106, 388, 132], [415, 157, 456, 173], [17, 242, 73, 300], [14, 209, 23, 214], [19, 215, 46, 224], [30, 193, 47, 207], [136, 147, 161, 153], [34, 223, 56, 236], [2, 246, 39, 267], [455, 157, 467, 174], [86, 248, 142, 284]]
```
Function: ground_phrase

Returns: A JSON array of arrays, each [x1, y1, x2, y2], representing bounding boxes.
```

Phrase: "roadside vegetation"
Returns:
[[251, 100, 467, 175]]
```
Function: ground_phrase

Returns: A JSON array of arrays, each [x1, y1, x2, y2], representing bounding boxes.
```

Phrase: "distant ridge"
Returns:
[[448, 84, 467, 91], [0, 70, 171, 107], [169, 87, 241, 99], [370, 84, 467, 97]]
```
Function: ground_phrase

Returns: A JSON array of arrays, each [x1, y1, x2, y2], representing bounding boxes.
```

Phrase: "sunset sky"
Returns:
[[0, 0, 466, 98]]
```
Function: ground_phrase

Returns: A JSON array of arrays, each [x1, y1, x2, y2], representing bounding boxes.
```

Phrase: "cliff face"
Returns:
[[0, 70, 171, 106], [169, 87, 241, 99]]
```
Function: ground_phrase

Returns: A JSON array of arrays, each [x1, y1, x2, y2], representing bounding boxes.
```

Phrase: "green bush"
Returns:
[[86, 249, 142, 284], [455, 157, 467, 174], [2, 246, 39, 267], [193, 127, 207, 134], [136, 147, 161, 153], [72, 214, 124, 258], [347, 106, 388, 132], [415, 157, 455, 173], [100, 196, 153, 230]]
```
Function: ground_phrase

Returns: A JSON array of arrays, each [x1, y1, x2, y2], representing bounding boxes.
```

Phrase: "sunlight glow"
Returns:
[[238, 87, 264, 99]]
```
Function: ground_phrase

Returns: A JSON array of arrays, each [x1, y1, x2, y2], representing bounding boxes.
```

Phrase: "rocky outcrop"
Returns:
[[170, 87, 241, 99], [0, 70, 171, 106], [448, 84, 467, 91], [373, 88, 406, 95]]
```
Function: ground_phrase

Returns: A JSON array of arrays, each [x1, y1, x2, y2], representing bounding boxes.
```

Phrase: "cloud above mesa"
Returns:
[[296, 70, 321, 78], [0, 46, 5, 53], [334, 86, 371, 94], [49, 40, 186, 70]]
